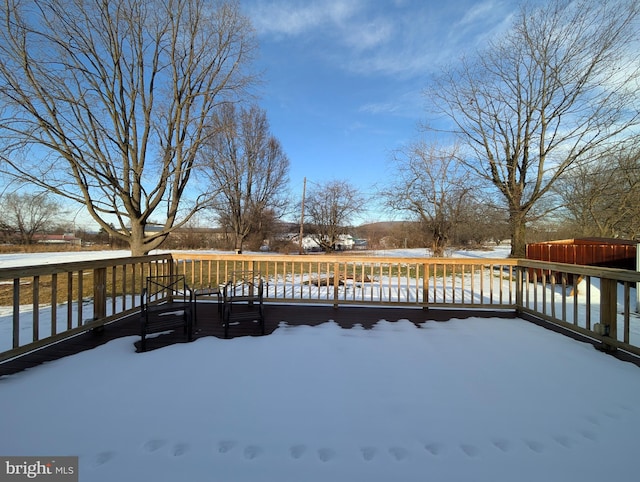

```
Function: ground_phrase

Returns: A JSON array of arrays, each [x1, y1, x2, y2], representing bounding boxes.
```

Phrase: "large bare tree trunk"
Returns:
[[509, 210, 528, 258]]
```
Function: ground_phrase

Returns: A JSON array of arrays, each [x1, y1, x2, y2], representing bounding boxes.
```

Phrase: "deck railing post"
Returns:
[[93, 267, 107, 321], [636, 243, 640, 313], [422, 263, 429, 309], [599, 277, 618, 352], [333, 262, 340, 308], [13, 278, 20, 348], [515, 265, 523, 314]]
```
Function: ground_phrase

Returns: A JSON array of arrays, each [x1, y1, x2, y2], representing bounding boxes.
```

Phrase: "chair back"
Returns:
[[224, 271, 263, 300], [144, 275, 190, 305]]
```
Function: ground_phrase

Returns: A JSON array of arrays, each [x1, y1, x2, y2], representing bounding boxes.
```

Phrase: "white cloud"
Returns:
[[247, 0, 521, 79], [448, 0, 516, 50], [359, 89, 424, 119], [457, 0, 500, 27], [247, 0, 362, 36], [247, 0, 394, 51], [343, 19, 394, 51]]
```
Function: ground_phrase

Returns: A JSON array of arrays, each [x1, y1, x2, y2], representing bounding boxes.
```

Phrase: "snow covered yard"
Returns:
[[1, 316, 639, 482]]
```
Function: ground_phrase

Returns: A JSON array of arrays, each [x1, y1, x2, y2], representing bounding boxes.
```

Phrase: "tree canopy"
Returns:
[[303, 180, 366, 252], [428, 0, 640, 256], [202, 103, 290, 253], [0, 0, 257, 255]]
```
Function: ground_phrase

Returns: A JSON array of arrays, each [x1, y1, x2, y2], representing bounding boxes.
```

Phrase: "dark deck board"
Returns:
[[0, 304, 516, 377], [4, 303, 635, 377]]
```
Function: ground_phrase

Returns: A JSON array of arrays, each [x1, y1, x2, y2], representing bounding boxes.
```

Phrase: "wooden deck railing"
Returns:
[[1, 252, 638, 362], [170, 253, 519, 308], [0, 254, 173, 360], [516, 259, 640, 356]]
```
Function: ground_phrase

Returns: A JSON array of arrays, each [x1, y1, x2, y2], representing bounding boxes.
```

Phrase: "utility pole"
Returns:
[[299, 177, 306, 255]]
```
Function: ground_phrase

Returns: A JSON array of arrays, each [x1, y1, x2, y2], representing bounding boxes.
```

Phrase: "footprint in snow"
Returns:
[[389, 447, 409, 461], [492, 439, 511, 453], [424, 443, 443, 456], [217, 440, 236, 454], [290, 444, 306, 459], [553, 435, 574, 449], [173, 443, 189, 457], [460, 444, 479, 457], [93, 451, 115, 467], [318, 448, 335, 462], [525, 440, 544, 453], [143, 439, 166, 453], [602, 410, 620, 420], [579, 429, 598, 442], [243, 445, 262, 460], [361, 447, 376, 461], [584, 415, 600, 426]]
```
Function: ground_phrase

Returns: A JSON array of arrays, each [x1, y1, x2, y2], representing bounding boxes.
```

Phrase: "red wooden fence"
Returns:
[[526, 238, 637, 270]]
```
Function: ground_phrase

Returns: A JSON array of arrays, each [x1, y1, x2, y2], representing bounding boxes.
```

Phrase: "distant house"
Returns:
[[294, 234, 356, 251], [33, 233, 82, 246], [334, 234, 355, 250], [353, 238, 368, 250]]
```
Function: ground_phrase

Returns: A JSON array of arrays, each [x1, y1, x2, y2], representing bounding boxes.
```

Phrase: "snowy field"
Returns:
[[0, 246, 514, 269], [1, 247, 639, 481]]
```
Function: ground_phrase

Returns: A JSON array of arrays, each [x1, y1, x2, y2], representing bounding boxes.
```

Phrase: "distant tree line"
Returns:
[[0, 191, 111, 247]]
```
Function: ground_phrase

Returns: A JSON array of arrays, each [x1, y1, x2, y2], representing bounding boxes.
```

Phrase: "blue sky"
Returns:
[[241, 0, 522, 223]]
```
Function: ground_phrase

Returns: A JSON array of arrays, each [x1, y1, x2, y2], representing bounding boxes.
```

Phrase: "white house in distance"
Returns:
[[298, 234, 355, 251], [33, 233, 82, 246]]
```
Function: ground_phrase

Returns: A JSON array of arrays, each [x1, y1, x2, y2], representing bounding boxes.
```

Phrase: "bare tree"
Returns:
[[304, 180, 365, 252], [203, 103, 289, 253], [384, 142, 476, 256], [428, 0, 640, 257], [0, 0, 257, 255], [557, 146, 640, 238], [0, 192, 62, 244]]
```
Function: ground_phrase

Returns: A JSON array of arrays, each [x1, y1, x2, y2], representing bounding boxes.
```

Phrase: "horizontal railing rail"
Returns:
[[1, 252, 638, 363]]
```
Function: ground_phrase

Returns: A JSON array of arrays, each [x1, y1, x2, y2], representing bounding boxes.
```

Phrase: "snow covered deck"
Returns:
[[1, 303, 639, 482], [1, 303, 520, 376]]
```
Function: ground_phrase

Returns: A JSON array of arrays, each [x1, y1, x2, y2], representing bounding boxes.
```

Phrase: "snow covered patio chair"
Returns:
[[140, 275, 194, 351], [222, 271, 265, 339]]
